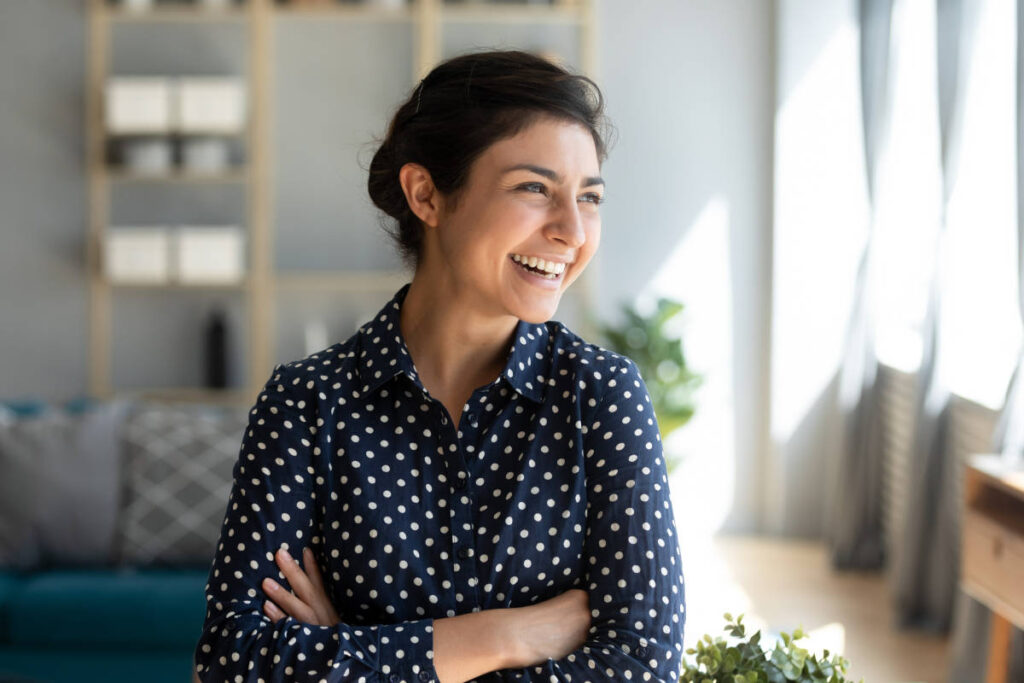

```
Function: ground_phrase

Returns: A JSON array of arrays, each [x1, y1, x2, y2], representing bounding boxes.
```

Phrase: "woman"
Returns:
[[194, 49, 686, 683]]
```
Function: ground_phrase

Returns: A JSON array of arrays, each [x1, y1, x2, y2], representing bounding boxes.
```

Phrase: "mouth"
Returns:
[[507, 254, 569, 282]]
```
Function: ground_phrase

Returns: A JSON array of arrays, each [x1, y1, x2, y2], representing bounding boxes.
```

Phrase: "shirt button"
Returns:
[[454, 476, 467, 490], [388, 675, 400, 683], [417, 673, 433, 682], [458, 546, 472, 560], [637, 646, 648, 657]]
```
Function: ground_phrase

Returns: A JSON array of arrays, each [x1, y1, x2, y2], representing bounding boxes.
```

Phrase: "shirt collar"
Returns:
[[356, 282, 550, 404]]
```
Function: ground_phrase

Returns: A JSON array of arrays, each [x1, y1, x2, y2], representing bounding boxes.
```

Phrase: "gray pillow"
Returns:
[[114, 402, 249, 567], [0, 400, 131, 568]]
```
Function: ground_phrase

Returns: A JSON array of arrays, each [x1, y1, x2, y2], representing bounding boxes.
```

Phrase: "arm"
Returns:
[[260, 538, 515, 683], [194, 364, 440, 683], [433, 608, 518, 682], [495, 357, 688, 682]]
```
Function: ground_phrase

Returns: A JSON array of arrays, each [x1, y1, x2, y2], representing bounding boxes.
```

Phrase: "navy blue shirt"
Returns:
[[195, 282, 687, 682]]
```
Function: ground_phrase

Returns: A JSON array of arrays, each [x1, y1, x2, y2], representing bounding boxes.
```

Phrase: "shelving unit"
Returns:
[[86, 0, 599, 406]]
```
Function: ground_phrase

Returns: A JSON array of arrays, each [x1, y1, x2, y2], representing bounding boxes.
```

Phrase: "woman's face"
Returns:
[[428, 115, 604, 323]]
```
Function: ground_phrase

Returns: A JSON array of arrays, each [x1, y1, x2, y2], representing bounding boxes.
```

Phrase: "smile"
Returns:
[[508, 254, 567, 279]]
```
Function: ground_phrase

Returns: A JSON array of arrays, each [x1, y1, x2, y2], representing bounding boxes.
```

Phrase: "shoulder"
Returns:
[[545, 319, 642, 406], [257, 333, 363, 413]]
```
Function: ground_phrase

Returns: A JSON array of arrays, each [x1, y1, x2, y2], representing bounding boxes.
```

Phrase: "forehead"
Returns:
[[478, 117, 599, 175]]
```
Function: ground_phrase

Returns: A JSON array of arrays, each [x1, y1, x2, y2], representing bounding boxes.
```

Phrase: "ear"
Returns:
[[398, 162, 444, 229]]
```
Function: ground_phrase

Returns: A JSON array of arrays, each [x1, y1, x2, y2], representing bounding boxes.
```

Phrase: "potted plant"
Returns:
[[681, 613, 864, 683], [587, 296, 702, 475]]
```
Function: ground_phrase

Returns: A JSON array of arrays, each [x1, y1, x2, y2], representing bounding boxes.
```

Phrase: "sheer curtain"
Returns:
[[825, 0, 893, 571], [832, 0, 1024, 675], [887, 0, 972, 634], [947, 0, 1024, 678]]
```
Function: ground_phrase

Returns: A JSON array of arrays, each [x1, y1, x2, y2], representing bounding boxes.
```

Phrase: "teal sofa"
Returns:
[[0, 567, 208, 683], [0, 397, 240, 683]]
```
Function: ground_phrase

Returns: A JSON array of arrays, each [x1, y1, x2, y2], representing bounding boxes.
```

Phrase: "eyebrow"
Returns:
[[501, 163, 605, 188]]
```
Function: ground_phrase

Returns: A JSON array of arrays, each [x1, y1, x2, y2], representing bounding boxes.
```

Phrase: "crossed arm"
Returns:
[[194, 359, 686, 682], [256, 545, 592, 683]]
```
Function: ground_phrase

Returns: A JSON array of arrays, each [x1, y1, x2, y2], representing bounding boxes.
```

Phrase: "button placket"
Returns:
[[439, 408, 481, 611]]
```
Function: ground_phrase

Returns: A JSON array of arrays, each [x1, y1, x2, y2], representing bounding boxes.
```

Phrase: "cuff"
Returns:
[[377, 616, 439, 683]]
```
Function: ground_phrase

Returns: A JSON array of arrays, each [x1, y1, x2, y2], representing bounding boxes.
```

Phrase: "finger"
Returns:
[[274, 547, 317, 606], [261, 576, 316, 623], [303, 547, 326, 593], [302, 547, 340, 625], [263, 599, 286, 623], [299, 547, 331, 624]]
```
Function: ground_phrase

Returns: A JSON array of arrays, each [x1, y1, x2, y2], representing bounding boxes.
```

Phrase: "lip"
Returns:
[[509, 253, 575, 265], [509, 254, 564, 289]]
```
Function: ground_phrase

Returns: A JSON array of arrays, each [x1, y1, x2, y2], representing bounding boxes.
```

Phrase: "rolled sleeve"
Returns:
[[495, 356, 688, 682], [194, 363, 441, 683]]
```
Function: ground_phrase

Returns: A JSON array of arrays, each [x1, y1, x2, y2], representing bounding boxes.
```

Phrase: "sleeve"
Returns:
[[494, 357, 688, 683], [194, 363, 440, 683]]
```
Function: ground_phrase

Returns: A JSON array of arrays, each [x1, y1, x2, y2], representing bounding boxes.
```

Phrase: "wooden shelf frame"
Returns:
[[87, 0, 600, 405]]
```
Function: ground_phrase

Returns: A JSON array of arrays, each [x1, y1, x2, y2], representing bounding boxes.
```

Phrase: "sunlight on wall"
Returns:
[[772, 18, 869, 444], [641, 196, 734, 542], [871, 0, 942, 374], [939, 0, 1022, 411]]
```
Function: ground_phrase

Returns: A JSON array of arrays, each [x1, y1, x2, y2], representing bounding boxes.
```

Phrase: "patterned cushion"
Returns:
[[114, 402, 248, 567]]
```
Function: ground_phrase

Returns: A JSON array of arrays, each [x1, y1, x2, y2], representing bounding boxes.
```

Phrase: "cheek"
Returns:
[[582, 219, 601, 259]]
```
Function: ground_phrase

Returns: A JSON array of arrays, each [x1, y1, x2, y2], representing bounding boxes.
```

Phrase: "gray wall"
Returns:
[[0, 0, 777, 534], [594, 0, 775, 534], [0, 0, 90, 401]]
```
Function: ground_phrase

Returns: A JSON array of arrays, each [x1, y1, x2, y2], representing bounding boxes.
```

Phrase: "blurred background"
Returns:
[[1, 0, 1022, 681]]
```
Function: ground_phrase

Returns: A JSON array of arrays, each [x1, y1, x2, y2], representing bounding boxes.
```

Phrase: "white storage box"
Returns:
[[175, 78, 247, 134], [174, 226, 246, 284], [104, 228, 171, 284], [105, 78, 174, 134]]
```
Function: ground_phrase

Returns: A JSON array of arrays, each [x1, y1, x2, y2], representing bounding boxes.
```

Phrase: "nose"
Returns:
[[548, 191, 588, 248]]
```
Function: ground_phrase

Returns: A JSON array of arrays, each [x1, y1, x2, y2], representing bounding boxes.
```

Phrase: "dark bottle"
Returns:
[[204, 307, 228, 389]]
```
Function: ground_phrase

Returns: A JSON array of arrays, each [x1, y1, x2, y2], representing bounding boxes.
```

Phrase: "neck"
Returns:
[[399, 272, 518, 399]]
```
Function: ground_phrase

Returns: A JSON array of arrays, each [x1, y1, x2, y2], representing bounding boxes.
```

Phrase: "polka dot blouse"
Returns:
[[195, 282, 687, 682]]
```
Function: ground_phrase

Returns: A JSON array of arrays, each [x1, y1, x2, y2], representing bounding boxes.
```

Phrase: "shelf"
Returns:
[[104, 4, 251, 24], [273, 2, 578, 23], [274, 3, 414, 20], [105, 130, 248, 138], [441, 4, 582, 24], [107, 278, 250, 290], [275, 270, 409, 291], [107, 168, 248, 183], [112, 385, 252, 404], [89, 0, 597, 402]]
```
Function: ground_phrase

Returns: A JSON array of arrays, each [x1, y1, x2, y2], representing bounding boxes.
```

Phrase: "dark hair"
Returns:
[[366, 49, 616, 273]]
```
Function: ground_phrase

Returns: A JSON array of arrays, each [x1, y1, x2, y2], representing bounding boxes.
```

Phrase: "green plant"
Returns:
[[680, 613, 864, 683], [587, 296, 702, 475]]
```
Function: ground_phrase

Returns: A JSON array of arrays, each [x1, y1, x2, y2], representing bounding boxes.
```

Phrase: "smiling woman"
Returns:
[[193, 49, 687, 683]]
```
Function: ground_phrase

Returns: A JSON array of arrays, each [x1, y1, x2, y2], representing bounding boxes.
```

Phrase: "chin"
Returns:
[[509, 295, 561, 324], [517, 310, 555, 324]]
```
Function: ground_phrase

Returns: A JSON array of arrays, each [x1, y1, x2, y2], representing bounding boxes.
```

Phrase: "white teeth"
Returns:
[[510, 254, 567, 275]]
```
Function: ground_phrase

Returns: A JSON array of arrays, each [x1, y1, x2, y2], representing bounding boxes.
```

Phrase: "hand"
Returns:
[[261, 546, 340, 627], [504, 588, 591, 668]]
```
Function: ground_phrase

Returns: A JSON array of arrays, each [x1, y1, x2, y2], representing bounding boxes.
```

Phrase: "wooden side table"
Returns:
[[960, 453, 1024, 683]]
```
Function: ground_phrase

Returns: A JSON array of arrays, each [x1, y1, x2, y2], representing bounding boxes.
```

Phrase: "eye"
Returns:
[[580, 192, 605, 205], [518, 182, 547, 194]]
